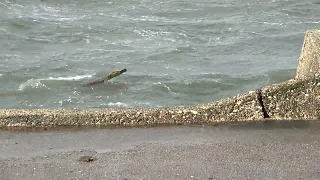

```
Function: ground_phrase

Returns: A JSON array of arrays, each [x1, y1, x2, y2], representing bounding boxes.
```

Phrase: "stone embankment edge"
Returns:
[[0, 29, 319, 128]]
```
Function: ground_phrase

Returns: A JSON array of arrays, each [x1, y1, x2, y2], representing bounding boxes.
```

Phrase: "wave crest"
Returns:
[[18, 79, 49, 91], [18, 74, 93, 91], [107, 102, 128, 107]]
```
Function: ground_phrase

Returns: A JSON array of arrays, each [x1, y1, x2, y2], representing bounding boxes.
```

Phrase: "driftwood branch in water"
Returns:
[[82, 68, 127, 87]]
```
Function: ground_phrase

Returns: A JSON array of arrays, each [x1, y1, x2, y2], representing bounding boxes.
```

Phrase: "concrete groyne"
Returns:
[[1, 29, 320, 128]]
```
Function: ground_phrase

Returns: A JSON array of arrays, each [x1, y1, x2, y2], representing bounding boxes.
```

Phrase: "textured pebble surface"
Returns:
[[0, 90, 264, 127]]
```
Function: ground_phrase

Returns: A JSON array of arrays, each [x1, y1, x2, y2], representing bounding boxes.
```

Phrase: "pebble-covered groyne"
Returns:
[[0, 90, 263, 127]]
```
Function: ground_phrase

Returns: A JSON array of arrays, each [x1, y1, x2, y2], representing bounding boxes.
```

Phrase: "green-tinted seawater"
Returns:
[[0, 0, 319, 109]]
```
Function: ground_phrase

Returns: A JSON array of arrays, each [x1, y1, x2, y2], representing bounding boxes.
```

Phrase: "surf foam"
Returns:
[[107, 102, 128, 107], [18, 79, 48, 91], [46, 74, 93, 81], [18, 74, 93, 91]]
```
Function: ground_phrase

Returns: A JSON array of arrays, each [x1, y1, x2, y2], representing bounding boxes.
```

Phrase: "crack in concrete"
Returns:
[[257, 89, 270, 118]]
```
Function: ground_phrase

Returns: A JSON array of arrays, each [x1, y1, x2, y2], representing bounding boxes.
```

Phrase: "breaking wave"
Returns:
[[18, 74, 93, 91], [107, 102, 129, 107]]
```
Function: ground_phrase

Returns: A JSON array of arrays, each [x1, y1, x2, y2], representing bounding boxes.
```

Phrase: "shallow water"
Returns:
[[0, 0, 319, 109]]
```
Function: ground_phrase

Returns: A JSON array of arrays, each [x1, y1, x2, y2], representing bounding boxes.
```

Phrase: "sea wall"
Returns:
[[0, 91, 264, 127], [0, 29, 319, 127], [296, 29, 320, 79], [262, 29, 320, 120]]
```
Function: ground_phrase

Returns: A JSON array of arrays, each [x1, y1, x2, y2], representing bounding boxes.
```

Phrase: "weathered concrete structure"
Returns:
[[296, 29, 320, 79], [0, 29, 320, 127], [262, 78, 320, 120], [262, 29, 320, 120], [0, 90, 264, 127]]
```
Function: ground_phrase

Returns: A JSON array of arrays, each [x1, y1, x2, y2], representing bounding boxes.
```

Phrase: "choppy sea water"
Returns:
[[0, 0, 319, 109]]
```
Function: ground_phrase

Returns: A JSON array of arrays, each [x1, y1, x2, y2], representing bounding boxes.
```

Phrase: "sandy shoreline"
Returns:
[[1, 120, 320, 179]]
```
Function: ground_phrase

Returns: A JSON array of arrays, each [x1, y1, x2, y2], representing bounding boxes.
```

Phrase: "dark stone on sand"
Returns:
[[78, 155, 96, 162]]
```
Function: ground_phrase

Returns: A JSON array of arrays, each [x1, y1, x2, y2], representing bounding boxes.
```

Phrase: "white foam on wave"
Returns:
[[5, 2, 87, 23], [152, 81, 178, 95], [107, 102, 128, 107], [18, 74, 93, 91], [0, 2, 9, 8], [46, 74, 93, 81], [113, 14, 174, 23], [18, 79, 48, 91]]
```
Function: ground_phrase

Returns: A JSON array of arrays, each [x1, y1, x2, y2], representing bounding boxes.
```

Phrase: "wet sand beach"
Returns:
[[1, 120, 320, 179]]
